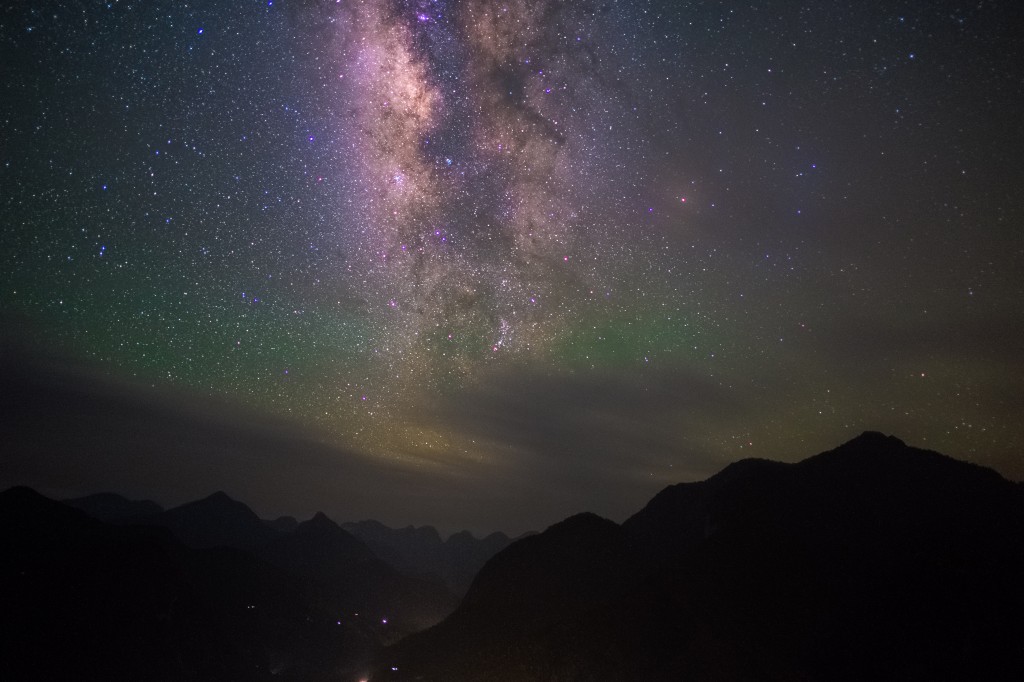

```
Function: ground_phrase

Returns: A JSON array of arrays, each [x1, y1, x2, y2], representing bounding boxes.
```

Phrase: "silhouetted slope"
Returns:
[[376, 433, 1024, 681], [63, 491, 163, 523], [259, 513, 457, 639], [342, 519, 443, 576], [0, 488, 457, 680], [443, 529, 513, 595], [342, 519, 514, 595], [0, 487, 333, 681], [378, 513, 680, 680], [145, 490, 277, 550], [264, 514, 299, 533]]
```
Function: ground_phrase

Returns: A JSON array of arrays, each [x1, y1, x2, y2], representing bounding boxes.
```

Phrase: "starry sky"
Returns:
[[2, 0, 1022, 535]]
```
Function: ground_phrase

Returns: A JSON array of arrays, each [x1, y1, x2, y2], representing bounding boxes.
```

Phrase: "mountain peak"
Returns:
[[379, 437, 1024, 681], [263, 511, 383, 571], [180, 491, 258, 518], [296, 511, 346, 536], [547, 511, 618, 535], [150, 491, 272, 550], [798, 432, 921, 474], [845, 431, 906, 449], [2, 485, 48, 503], [309, 510, 337, 526]]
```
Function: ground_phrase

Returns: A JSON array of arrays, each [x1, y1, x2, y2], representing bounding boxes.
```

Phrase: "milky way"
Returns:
[[318, 0, 667, 458], [3, 0, 1022, 531]]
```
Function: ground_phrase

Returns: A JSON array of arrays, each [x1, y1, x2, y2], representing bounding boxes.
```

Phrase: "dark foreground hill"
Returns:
[[374, 433, 1024, 681], [0, 488, 455, 681]]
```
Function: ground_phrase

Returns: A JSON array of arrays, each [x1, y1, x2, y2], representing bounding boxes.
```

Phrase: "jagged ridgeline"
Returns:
[[1, 488, 504, 680], [374, 433, 1024, 681], [3, 433, 1022, 681]]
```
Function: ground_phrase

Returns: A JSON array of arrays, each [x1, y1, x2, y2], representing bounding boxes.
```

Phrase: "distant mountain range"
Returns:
[[62, 489, 517, 595], [373, 432, 1024, 681], [62, 491, 164, 523], [4, 432, 1022, 680], [341, 519, 528, 595], [3, 487, 510, 680]]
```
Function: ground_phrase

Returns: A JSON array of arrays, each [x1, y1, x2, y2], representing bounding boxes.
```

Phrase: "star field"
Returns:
[[2, 0, 1022, 532]]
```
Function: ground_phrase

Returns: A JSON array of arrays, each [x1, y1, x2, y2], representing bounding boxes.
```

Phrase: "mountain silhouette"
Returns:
[[63, 491, 163, 523], [264, 514, 299, 533], [0, 488, 456, 680], [260, 513, 457, 640], [0, 486, 320, 680], [143, 490, 277, 550], [342, 519, 444, 575], [443, 528, 517, 595], [6, 433, 1022, 680], [375, 433, 1024, 681], [342, 519, 515, 595]]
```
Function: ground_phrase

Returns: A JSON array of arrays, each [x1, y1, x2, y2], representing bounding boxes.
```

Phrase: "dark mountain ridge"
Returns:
[[376, 432, 1024, 681], [0, 487, 456, 680], [61, 484, 514, 599], [6, 433, 1021, 680], [1, 486, 310, 680], [342, 519, 515, 595], [259, 512, 457, 638], [60, 486, 516, 596], [142, 490, 278, 550], [62, 491, 164, 523]]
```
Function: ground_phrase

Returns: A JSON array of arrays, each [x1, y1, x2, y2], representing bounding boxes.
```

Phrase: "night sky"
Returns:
[[2, 0, 1022, 535]]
